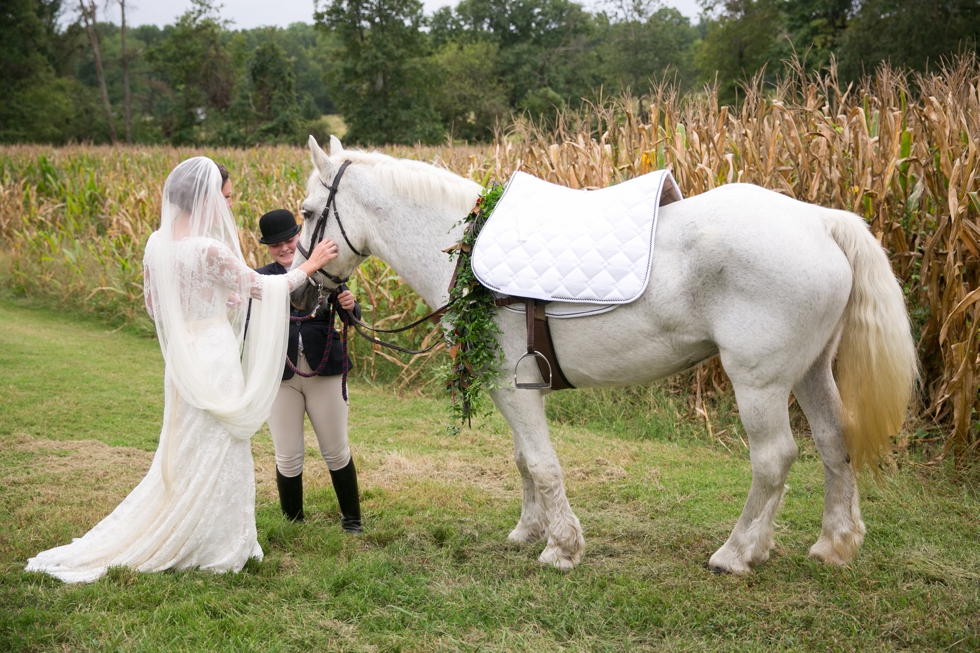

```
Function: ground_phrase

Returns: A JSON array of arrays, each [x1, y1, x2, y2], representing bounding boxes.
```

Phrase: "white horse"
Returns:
[[293, 135, 918, 574]]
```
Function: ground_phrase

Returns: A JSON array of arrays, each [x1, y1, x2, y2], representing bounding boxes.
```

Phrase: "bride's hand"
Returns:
[[299, 239, 338, 275]]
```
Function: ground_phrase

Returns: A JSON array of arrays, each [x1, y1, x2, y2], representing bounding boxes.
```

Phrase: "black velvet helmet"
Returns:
[[258, 209, 302, 245]]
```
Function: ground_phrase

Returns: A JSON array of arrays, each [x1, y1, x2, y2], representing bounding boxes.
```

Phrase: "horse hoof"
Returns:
[[538, 553, 575, 573], [809, 534, 859, 566], [707, 562, 752, 575], [708, 547, 754, 575], [538, 545, 578, 572], [508, 525, 546, 544]]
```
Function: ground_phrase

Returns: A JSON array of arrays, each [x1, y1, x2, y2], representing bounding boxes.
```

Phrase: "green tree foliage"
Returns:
[[431, 41, 510, 142], [691, 0, 980, 105], [431, 0, 600, 115], [694, 0, 785, 105], [837, 0, 980, 80], [316, 0, 443, 144], [594, 4, 699, 92], [782, 0, 850, 71], [0, 0, 104, 142], [281, 23, 339, 115], [146, 0, 233, 143], [226, 23, 339, 116], [248, 39, 301, 139], [222, 34, 303, 144], [5, 0, 980, 145]]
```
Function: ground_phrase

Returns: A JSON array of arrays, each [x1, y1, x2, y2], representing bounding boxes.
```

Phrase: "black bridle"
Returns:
[[296, 160, 362, 286], [293, 159, 452, 356]]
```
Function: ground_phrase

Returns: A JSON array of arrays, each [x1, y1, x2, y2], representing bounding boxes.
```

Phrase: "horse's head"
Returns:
[[291, 135, 371, 310]]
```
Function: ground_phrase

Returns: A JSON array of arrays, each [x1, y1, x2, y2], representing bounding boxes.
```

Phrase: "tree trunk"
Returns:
[[79, 0, 118, 144], [119, 0, 132, 143]]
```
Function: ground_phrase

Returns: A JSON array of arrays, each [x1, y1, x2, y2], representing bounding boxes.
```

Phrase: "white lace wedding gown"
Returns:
[[26, 235, 306, 583]]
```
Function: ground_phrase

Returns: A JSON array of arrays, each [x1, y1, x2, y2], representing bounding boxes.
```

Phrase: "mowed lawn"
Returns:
[[0, 298, 977, 652]]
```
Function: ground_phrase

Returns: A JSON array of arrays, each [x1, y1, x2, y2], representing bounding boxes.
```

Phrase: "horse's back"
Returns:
[[549, 184, 855, 387], [660, 184, 843, 265], [656, 183, 852, 299]]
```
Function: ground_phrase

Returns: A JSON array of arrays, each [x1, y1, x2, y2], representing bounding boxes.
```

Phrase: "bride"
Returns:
[[26, 157, 338, 583]]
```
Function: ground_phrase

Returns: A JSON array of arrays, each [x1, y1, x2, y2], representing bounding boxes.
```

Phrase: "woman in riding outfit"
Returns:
[[255, 209, 363, 533]]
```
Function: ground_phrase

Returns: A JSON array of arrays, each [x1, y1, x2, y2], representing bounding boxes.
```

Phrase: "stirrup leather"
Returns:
[[514, 298, 552, 389]]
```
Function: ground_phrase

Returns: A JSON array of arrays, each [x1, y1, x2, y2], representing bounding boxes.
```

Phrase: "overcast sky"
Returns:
[[89, 0, 702, 30]]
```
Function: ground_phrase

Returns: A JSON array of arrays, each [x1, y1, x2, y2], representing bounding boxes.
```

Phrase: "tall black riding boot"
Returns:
[[275, 468, 305, 522], [329, 459, 363, 533]]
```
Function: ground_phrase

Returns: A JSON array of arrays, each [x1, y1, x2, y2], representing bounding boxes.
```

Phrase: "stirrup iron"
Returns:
[[514, 297, 552, 389], [515, 350, 552, 389]]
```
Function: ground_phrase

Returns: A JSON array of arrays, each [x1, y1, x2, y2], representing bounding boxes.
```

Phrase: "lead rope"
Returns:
[[284, 292, 351, 402], [339, 305, 350, 403]]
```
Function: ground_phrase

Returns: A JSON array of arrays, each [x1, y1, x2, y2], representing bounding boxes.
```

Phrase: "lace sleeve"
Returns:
[[143, 265, 154, 318], [142, 235, 155, 319], [279, 268, 308, 294], [206, 242, 308, 298]]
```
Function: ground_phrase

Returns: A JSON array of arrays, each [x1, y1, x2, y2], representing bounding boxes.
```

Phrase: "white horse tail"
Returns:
[[823, 210, 919, 472]]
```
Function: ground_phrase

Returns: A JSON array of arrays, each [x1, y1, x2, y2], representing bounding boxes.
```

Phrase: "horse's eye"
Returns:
[[301, 209, 313, 221]]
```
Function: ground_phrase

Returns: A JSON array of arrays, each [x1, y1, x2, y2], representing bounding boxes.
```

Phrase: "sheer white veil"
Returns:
[[144, 157, 289, 442]]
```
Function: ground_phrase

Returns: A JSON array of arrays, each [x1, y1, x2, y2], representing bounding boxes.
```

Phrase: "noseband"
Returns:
[[296, 160, 363, 286]]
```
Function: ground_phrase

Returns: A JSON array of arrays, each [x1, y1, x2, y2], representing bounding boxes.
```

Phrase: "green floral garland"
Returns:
[[443, 182, 506, 434]]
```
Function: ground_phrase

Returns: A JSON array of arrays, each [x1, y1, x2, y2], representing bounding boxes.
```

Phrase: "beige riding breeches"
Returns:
[[267, 355, 350, 477]]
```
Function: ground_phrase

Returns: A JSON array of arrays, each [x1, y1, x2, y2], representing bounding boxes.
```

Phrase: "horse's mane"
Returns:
[[314, 149, 481, 215]]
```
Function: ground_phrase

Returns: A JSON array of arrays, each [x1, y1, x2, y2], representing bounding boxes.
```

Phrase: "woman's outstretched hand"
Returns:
[[299, 239, 339, 276]]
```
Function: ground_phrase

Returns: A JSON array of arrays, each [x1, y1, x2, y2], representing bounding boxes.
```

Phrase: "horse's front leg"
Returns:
[[491, 386, 585, 571]]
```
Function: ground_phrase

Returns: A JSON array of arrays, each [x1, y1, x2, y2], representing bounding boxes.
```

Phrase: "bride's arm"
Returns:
[[208, 240, 339, 299], [207, 244, 304, 298]]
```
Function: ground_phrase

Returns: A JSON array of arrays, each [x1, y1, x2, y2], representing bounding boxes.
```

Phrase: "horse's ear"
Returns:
[[308, 135, 331, 175], [329, 135, 344, 156]]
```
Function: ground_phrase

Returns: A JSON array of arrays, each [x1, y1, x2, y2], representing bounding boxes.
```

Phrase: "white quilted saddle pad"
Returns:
[[472, 170, 682, 304]]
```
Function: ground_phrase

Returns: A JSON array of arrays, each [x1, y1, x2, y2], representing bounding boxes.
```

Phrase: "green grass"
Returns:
[[1, 298, 978, 652]]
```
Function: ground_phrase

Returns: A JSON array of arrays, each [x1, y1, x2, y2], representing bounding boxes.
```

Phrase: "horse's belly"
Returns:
[[548, 319, 718, 387]]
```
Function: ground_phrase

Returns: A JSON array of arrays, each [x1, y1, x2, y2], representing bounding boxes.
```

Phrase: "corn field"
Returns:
[[1, 56, 978, 460]]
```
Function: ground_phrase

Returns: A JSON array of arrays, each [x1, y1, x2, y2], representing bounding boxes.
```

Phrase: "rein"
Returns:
[[344, 302, 452, 355], [339, 240, 481, 355], [341, 265, 520, 356]]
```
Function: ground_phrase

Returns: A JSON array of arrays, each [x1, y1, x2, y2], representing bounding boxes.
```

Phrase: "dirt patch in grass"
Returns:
[[360, 449, 515, 496], [3, 433, 154, 563], [11, 432, 152, 503]]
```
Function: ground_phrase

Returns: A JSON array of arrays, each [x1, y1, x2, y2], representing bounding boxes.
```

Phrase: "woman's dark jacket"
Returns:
[[255, 261, 360, 381]]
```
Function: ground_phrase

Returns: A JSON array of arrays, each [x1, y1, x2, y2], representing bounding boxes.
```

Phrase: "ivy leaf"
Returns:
[[442, 183, 506, 430]]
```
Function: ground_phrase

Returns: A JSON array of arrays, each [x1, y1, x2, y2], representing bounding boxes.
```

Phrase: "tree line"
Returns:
[[2, 0, 978, 146]]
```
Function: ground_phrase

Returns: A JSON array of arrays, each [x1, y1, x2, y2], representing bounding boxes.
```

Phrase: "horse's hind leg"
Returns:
[[792, 341, 865, 566], [709, 383, 798, 574], [491, 387, 584, 571]]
